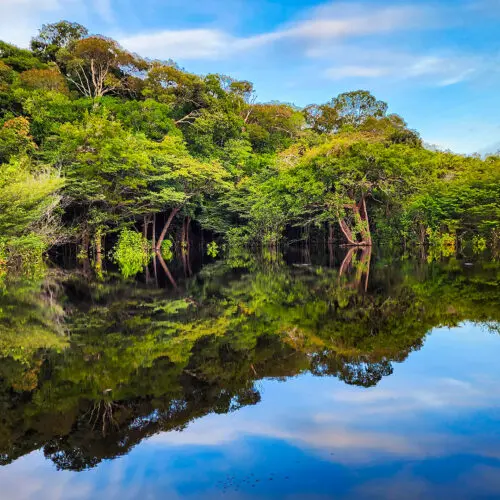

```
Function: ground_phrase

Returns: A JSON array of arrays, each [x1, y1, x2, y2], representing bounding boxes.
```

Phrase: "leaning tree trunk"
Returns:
[[155, 207, 180, 252], [338, 217, 357, 245], [338, 197, 372, 246], [157, 252, 177, 289]]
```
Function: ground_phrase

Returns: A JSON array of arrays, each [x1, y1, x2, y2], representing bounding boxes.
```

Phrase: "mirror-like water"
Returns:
[[0, 250, 499, 499]]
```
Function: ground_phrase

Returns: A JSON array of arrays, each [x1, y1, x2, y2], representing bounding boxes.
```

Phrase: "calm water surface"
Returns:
[[0, 249, 499, 499]]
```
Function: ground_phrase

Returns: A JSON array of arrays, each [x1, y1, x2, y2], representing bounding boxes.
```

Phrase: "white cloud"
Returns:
[[120, 29, 233, 60], [285, 4, 429, 40], [326, 65, 391, 79], [119, 2, 432, 61], [325, 52, 479, 86]]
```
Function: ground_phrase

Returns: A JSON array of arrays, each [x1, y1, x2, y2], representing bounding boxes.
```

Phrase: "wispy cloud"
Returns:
[[325, 51, 481, 87], [120, 29, 233, 60], [119, 2, 432, 60]]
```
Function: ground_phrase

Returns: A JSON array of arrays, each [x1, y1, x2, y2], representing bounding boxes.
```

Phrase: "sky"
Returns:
[[1, 0, 500, 154]]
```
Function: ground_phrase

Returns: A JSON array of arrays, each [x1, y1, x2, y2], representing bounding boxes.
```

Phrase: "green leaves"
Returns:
[[111, 228, 150, 278]]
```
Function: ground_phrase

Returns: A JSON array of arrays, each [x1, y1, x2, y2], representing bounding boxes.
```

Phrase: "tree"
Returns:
[[143, 62, 202, 108], [0, 117, 37, 163], [141, 136, 230, 250], [30, 21, 88, 63], [0, 61, 14, 90], [333, 90, 388, 128], [245, 102, 304, 152], [0, 157, 63, 271], [46, 112, 155, 257], [303, 103, 339, 134], [19, 67, 68, 94], [304, 91, 388, 134], [59, 36, 146, 98], [0, 41, 45, 72]]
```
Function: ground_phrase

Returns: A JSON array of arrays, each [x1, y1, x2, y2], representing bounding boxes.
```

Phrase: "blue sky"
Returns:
[[2, 0, 500, 153]]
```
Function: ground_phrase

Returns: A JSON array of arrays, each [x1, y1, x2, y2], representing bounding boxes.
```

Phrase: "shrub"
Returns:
[[111, 229, 150, 278]]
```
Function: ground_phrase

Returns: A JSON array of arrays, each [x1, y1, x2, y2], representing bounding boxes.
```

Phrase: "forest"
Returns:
[[1, 21, 499, 280]]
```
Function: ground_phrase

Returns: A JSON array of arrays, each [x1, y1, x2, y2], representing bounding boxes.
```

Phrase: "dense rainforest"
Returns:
[[0, 21, 499, 280]]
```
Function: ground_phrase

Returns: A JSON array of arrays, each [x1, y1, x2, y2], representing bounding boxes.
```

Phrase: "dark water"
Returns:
[[0, 248, 500, 499]]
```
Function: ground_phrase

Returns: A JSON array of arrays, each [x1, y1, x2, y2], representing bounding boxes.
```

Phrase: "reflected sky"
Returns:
[[1, 322, 499, 499]]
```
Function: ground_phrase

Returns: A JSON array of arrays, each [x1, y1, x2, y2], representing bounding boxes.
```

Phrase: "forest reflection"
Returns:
[[0, 248, 499, 471]]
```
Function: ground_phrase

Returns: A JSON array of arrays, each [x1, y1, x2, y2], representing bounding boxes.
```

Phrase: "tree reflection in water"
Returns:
[[0, 248, 499, 471]]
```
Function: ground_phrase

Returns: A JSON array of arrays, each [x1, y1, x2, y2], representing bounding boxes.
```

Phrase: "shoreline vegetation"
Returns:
[[0, 21, 499, 281]]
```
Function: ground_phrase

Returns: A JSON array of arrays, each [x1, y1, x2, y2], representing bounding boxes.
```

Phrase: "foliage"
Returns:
[[0, 22, 498, 272], [0, 158, 63, 273], [30, 21, 88, 63], [19, 67, 68, 94], [160, 239, 174, 261], [111, 228, 150, 278], [207, 241, 219, 258]]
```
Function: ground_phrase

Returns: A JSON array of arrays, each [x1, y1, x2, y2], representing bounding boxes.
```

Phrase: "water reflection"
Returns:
[[0, 249, 499, 498]]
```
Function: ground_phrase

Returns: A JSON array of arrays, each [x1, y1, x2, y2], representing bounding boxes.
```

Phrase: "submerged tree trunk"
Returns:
[[157, 252, 177, 289], [328, 240, 335, 268], [328, 222, 334, 245], [155, 207, 180, 251]]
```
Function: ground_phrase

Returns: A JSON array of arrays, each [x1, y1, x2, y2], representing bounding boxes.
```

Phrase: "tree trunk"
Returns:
[[185, 216, 191, 249], [94, 232, 102, 276], [155, 207, 180, 251], [338, 217, 357, 245], [143, 216, 151, 283], [358, 197, 372, 246], [338, 198, 372, 246], [81, 230, 91, 276], [157, 253, 177, 289], [151, 213, 156, 253], [181, 217, 187, 249], [185, 216, 192, 276], [328, 223, 334, 245], [152, 253, 158, 287], [328, 241, 334, 268]]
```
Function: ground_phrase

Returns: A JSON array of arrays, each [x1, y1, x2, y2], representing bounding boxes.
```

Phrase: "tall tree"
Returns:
[[30, 21, 88, 63], [59, 36, 146, 98]]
